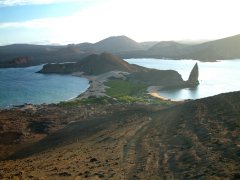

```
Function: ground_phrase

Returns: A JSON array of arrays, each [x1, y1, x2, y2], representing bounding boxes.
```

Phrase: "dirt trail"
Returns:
[[120, 107, 181, 179], [1, 91, 240, 179], [120, 95, 240, 179]]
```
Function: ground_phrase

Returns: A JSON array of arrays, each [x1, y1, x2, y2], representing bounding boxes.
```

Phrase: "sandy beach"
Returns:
[[147, 86, 179, 102], [74, 72, 180, 102]]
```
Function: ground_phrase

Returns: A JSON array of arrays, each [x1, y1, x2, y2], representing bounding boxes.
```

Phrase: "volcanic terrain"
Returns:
[[0, 91, 240, 179]]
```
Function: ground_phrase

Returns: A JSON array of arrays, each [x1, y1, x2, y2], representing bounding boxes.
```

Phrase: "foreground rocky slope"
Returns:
[[0, 91, 240, 179]]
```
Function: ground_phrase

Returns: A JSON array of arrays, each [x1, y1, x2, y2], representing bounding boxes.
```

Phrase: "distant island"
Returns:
[[0, 34, 240, 68], [39, 53, 199, 98]]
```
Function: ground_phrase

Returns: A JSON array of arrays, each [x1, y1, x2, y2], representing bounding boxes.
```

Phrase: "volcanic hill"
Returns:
[[0, 91, 239, 179], [39, 52, 199, 88], [39, 52, 139, 75]]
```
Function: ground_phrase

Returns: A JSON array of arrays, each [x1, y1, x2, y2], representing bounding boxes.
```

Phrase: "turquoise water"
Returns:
[[125, 59, 240, 100], [0, 65, 89, 108]]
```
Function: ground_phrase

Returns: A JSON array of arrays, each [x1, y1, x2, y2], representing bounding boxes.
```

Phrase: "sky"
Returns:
[[0, 0, 240, 45]]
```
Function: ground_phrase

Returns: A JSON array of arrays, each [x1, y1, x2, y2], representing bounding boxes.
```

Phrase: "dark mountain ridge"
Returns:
[[0, 44, 90, 67], [1, 34, 240, 68], [92, 35, 144, 52], [146, 41, 190, 58], [182, 34, 240, 60]]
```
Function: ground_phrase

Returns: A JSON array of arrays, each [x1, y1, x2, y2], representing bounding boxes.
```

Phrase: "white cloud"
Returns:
[[0, 0, 55, 6], [0, 0, 99, 6], [1, 0, 240, 44], [0, 18, 53, 28]]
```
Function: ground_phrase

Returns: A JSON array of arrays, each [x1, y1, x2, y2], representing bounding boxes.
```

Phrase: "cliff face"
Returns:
[[187, 63, 199, 86]]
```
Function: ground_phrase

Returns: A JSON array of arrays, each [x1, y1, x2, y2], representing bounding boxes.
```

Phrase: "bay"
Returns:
[[1, 59, 240, 108], [0, 65, 89, 108], [125, 59, 240, 100]]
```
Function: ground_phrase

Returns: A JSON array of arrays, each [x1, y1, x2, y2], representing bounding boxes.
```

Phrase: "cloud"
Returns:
[[0, 17, 60, 29], [0, 0, 240, 45], [0, 0, 53, 6], [0, 0, 99, 6]]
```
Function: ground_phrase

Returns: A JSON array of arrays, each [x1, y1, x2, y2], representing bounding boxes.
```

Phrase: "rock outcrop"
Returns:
[[187, 63, 199, 86]]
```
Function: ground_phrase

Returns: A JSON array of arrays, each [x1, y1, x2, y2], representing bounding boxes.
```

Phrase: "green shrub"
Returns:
[[105, 79, 147, 97]]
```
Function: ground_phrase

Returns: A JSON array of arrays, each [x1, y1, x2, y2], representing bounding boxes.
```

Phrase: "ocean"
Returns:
[[125, 59, 240, 100], [0, 65, 89, 108], [1, 59, 240, 108]]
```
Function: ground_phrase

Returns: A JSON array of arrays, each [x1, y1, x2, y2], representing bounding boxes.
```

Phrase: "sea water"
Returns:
[[1, 59, 239, 108], [0, 65, 89, 108], [125, 59, 240, 100]]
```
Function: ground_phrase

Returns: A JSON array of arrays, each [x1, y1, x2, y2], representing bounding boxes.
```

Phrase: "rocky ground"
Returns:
[[0, 101, 129, 160], [0, 91, 240, 179]]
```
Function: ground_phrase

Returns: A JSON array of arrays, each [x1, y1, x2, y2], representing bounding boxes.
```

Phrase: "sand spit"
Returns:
[[74, 71, 129, 99]]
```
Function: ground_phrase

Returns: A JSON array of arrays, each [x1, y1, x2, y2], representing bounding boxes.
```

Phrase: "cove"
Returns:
[[0, 65, 89, 108], [125, 59, 240, 100]]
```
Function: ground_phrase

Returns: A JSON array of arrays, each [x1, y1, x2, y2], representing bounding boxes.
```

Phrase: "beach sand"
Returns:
[[147, 86, 178, 102]]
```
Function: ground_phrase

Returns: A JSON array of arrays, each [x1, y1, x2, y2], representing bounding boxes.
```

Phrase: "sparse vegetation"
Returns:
[[57, 79, 173, 106], [58, 96, 114, 107], [105, 79, 173, 105], [105, 79, 147, 97]]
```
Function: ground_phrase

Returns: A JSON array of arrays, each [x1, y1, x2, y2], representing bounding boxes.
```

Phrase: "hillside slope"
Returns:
[[183, 34, 240, 60], [0, 44, 90, 67], [146, 41, 189, 58], [0, 91, 239, 179], [39, 53, 140, 75], [0, 36, 145, 67], [93, 35, 143, 52], [1, 34, 240, 67], [119, 34, 240, 61]]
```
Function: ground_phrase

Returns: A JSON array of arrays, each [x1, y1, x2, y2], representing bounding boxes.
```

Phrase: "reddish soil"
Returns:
[[0, 91, 240, 179]]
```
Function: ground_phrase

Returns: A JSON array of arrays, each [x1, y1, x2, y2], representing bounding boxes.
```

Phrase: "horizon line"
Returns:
[[1, 33, 239, 46]]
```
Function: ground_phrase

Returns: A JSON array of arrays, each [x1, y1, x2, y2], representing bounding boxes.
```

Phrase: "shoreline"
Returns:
[[0, 73, 180, 110], [73, 71, 130, 99], [147, 86, 179, 102], [0, 71, 128, 109], [1, 73, 179, 110]]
